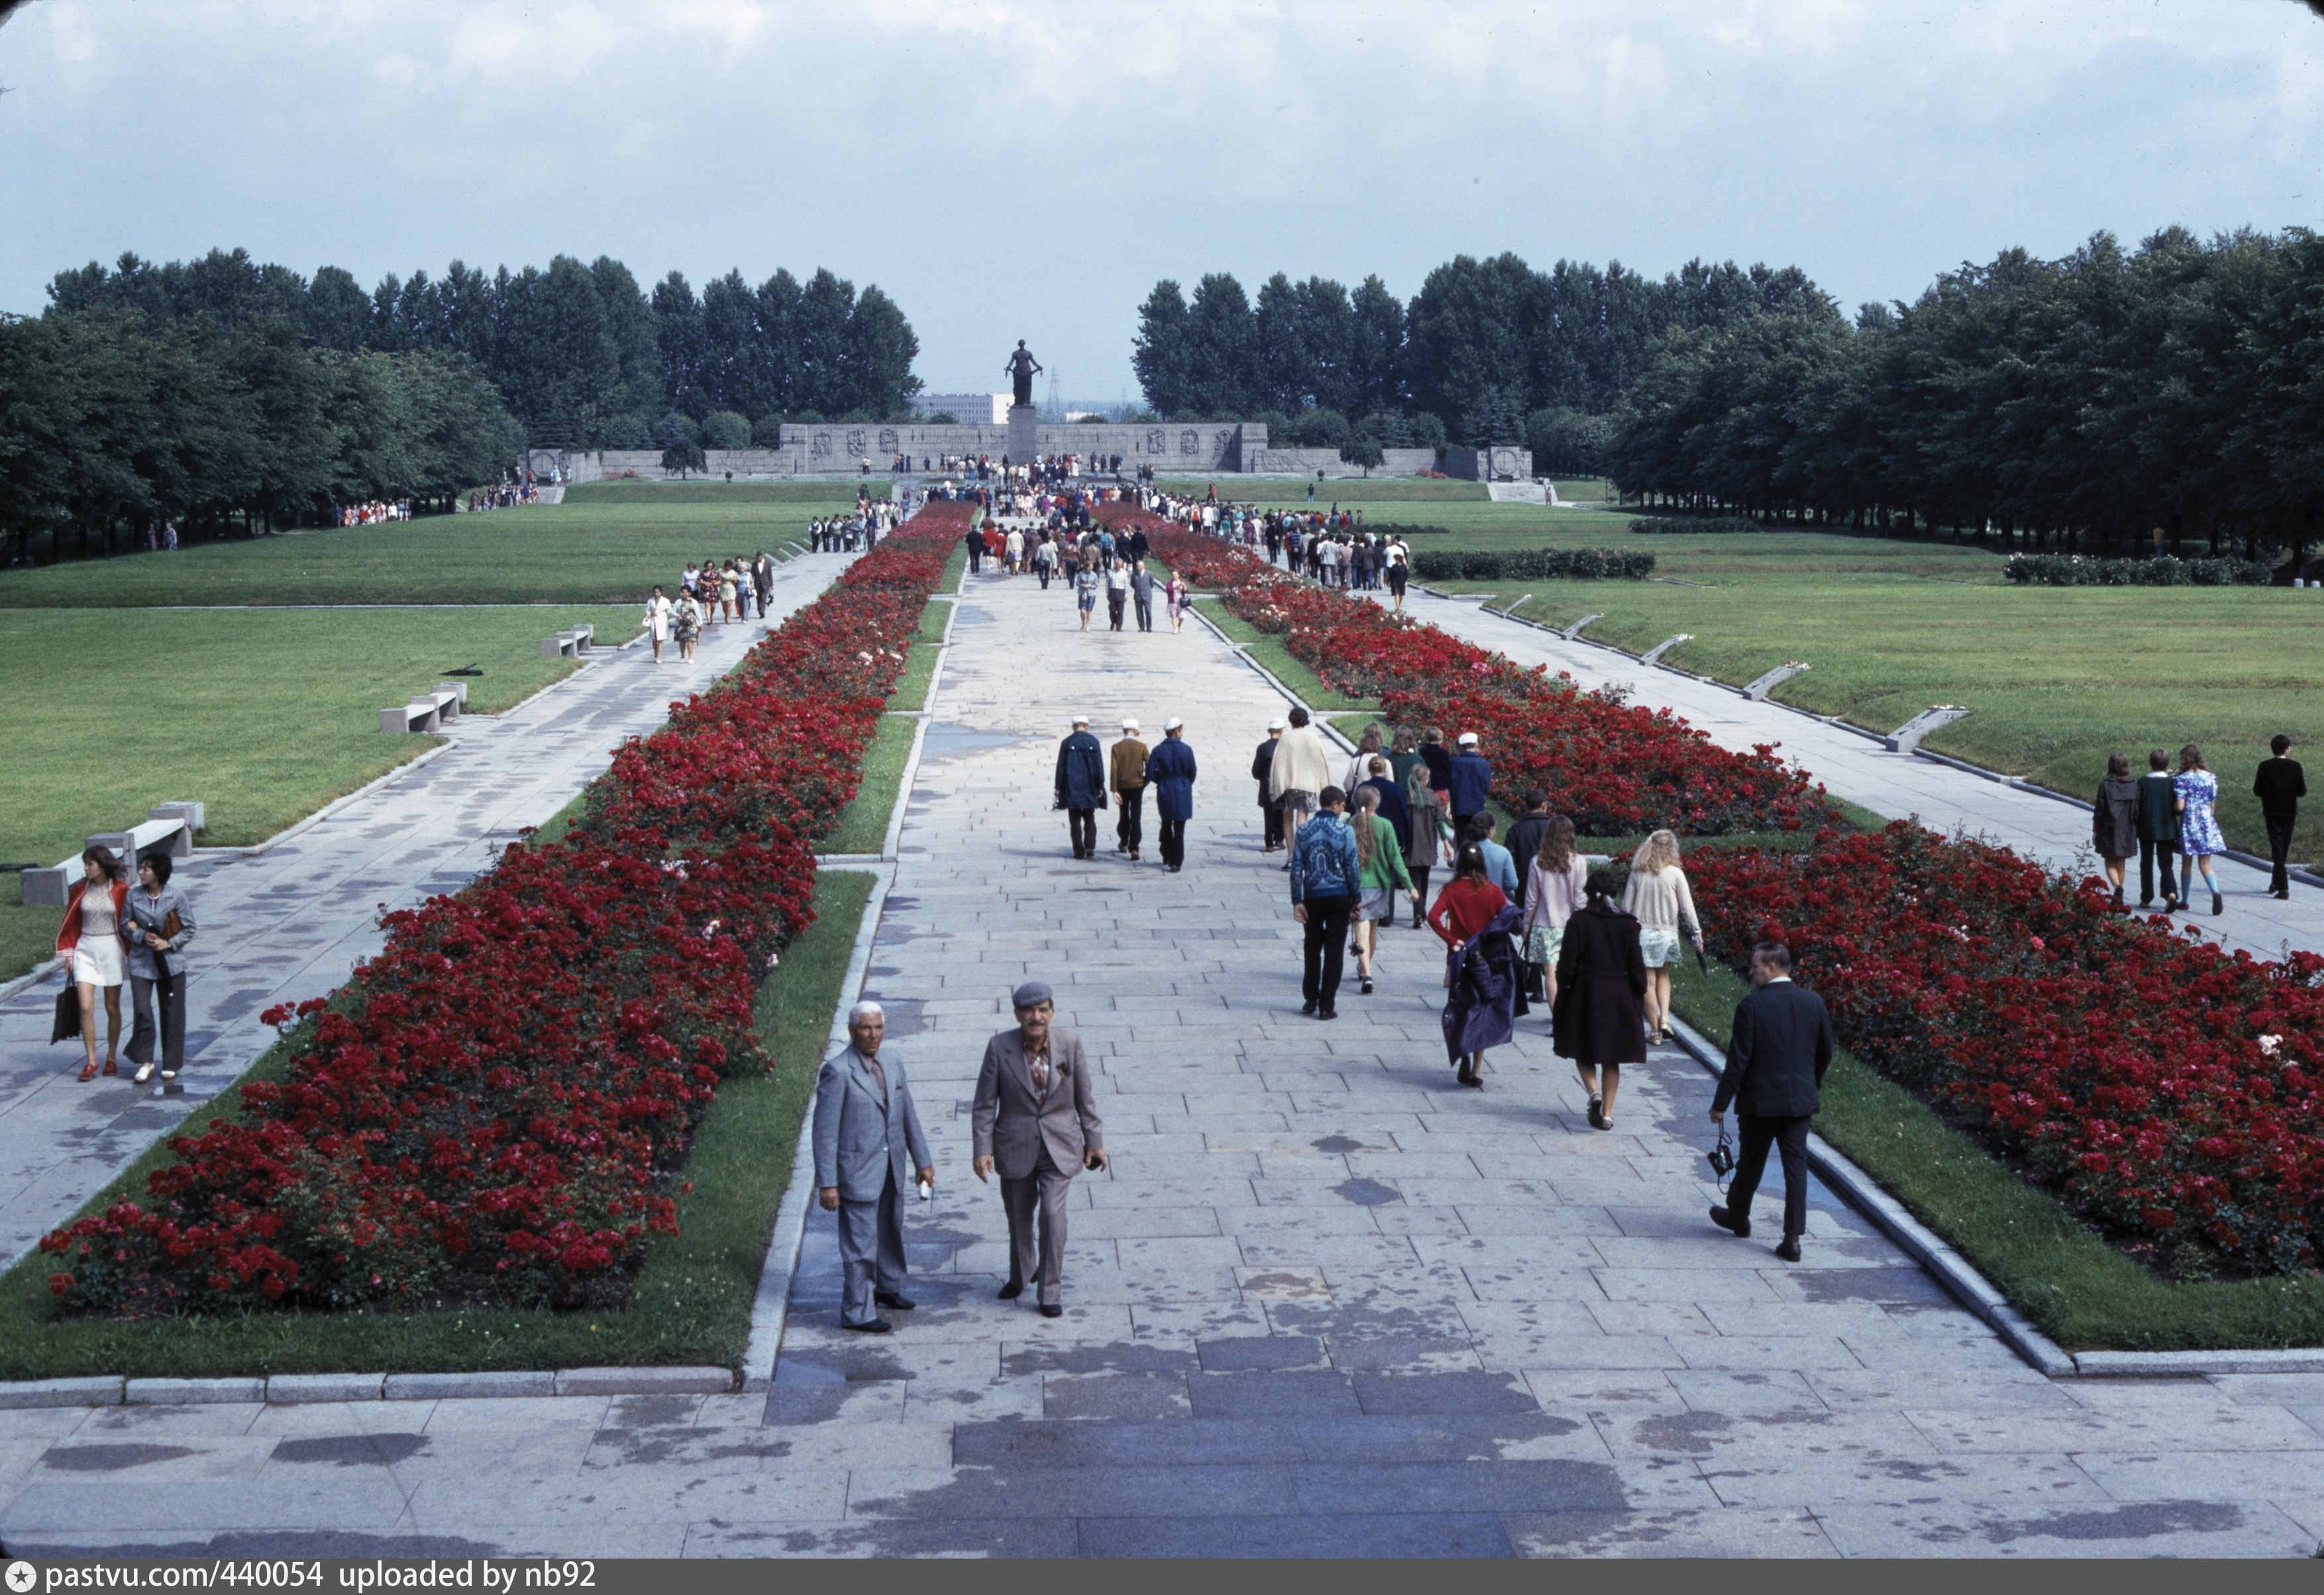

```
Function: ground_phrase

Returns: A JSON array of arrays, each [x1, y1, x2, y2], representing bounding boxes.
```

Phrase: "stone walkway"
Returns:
[[0, 554, 847, 1269], [1382, 588, 2324, 966], [5, 564, 2316, 1558]]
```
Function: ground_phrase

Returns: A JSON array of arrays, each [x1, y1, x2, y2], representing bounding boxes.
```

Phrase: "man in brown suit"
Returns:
[[973, 980, 1106, 1317], [1111, 719, 1150, 860]]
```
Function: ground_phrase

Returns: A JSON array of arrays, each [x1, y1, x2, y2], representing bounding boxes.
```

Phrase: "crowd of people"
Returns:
[[639, 549, 782, 664], [334, 498, 414, 525], [463, 482, 541, 511]]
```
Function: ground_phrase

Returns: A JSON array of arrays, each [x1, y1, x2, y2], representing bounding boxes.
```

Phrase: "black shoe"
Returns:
[[1710, 1205, 1750, 1238], [997, 1282, 1023, 1300], [1318, 1007, 1337, 1021], [2112, 887, 2124, 907], [1586, 1097, 1605, 1130], [875, 1291, 916, 1311], [2212, 892, 2224, 916], [843, 1317, 894, 1334], [1302, 1000, 1318, 1015], [2139, 897, 2152, 908], [1039, 1304, 1063, 1319], [1359, 976, 1374, 995], [1774, 1236, 1803, 1262], [2276, 889, 2292, 901]]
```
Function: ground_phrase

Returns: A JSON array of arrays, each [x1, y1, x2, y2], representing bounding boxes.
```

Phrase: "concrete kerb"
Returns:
[[1661, 1013, 2080, 1378], [1185, 598, 1363, 756]]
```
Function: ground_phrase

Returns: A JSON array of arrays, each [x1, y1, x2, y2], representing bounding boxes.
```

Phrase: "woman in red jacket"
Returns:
[[56, 846, 130, 1081]]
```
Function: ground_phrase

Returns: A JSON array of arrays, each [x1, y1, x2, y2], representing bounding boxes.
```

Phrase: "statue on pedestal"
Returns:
[[1004, 340, 1043, 409]]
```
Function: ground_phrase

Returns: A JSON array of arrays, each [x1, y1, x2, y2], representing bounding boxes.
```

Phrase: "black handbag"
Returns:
[[1707, 1124, 1735, 1185], [51, 985, 80, 1044]]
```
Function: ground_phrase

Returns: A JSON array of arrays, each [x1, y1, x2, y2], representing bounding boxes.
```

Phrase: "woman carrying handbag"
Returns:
[[54, 846, 130, 1081]]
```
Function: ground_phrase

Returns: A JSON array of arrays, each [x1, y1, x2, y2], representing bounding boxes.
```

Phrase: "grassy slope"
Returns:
[[1668, 958, 2324, 1351], [0, 605, 635, 869], [1190, 596, 1375, 713], [0, 484, 871, 607], [0, 869, 874, 1379], [1404, 514, 2324, 862]]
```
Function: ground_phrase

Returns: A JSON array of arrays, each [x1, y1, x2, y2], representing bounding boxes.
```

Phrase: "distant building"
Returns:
[[917, 392, 1010, 425]]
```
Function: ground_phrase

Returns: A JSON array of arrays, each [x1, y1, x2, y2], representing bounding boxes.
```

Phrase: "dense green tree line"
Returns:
[[0, 309, 521, 564], [48, 248, 924, 451], [1603, 229, 2324, 558], [1132, 256, 1826, 448]]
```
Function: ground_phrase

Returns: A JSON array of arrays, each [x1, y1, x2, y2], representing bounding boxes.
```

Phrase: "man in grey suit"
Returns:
[[814, 1001, 934, 1334], [973, 981, 1105, 1318]]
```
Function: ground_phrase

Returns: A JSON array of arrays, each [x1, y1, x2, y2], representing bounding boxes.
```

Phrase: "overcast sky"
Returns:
[[5, 1, 2322, 401]]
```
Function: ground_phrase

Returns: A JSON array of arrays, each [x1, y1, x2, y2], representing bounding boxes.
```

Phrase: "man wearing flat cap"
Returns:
[[973, 981, 1106, 1317], [1110, 719, 1150, 861]]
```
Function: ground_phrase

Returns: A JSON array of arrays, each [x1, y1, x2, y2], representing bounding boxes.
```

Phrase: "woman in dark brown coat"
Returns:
[[1552, 869, 1648, 1130], [2091, 750, 2140, 908]]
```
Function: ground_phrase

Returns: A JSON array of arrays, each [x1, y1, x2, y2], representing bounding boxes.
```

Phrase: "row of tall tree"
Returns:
[[47, 248, 925, 452], [0, 310, 523, 564], [1132, 256, 1828, 444], [1603, 227, 2324, 557]]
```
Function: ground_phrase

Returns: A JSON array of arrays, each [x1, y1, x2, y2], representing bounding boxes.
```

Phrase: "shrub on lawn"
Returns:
[[2005, 552, 2274, 587], [1628, 515, 1769, 535], [40, 505, 971, 1317], [1408, 548, 1655, 582]]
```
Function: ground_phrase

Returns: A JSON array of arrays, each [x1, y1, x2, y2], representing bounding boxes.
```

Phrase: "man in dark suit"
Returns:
[[1055, 715, 1108, 859], [2253, 734, 2307, 900], [1709, 941, 1834, 1261], [973, 981, 1106, 1317]]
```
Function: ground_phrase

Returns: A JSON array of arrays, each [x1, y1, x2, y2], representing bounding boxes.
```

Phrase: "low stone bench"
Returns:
[[539, 625, 594, 658], [379, 686, 464, 735], [23, 811, 195, 907]]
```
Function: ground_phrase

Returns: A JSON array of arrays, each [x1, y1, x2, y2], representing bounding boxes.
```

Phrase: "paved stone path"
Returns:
[[5, 564, 2317, 1559], [0, 554, 847, 1269], [1381, 587, 2324, 966]]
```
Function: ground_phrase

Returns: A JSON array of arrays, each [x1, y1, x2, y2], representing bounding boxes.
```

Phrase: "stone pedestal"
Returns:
[[1006, 403, 1039, 466]]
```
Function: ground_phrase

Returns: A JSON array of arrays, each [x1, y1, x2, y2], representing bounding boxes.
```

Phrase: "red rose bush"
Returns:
[[42, 505, 967, 1315]]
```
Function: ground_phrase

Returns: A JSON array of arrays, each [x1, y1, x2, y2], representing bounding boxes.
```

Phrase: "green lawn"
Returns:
[[825, 716, 920, 856], [1159, 477, 1489, 503], [0, 483, 873, 607], [1404, 524, 2324, 862], [0, 606, 636, 933], [1191, 596, 1375, 713], [1670, 958, 2324, 1352], [0, 869, 874, 1380]]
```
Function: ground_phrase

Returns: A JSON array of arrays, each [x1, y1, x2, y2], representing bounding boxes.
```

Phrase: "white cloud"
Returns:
[[4, 0, 2322, 393]]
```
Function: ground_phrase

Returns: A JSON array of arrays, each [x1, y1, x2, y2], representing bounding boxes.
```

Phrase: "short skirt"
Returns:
[[72, 935, 125, 988], [1522, 924, 1563, 965], [1357, 886, 1397, 922], [1279, 788, 1318, 817], [1637, 927, 1683, 968]]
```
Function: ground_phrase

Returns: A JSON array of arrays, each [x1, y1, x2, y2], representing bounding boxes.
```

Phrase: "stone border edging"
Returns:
[[1660, 1014, 2080, 1377], [1664, 1013, 2324, 1378], [1185, 598, 1362, 756]]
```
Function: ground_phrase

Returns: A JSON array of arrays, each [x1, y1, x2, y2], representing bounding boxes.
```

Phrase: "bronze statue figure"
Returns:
[[1004, 340, 1043, 409]]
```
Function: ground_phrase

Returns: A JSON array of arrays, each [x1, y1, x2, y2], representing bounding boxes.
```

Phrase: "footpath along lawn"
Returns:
[[0, 481, 872, 607], [0, 604, 636, 982], [0, 870, 874, 1380], [1412, 521, 2324, 862]]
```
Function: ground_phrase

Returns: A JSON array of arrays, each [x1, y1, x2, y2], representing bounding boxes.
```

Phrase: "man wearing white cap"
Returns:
[[1252, 718, 1286, 852], [1055, 715, 1108, 859], [1110, 719, 1151, 861], [1448, 731, 1494, 838], [1145, 717, 1198, 872]]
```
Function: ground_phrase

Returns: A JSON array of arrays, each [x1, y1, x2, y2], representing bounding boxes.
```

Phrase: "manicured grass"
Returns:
[[824, 716, 920, 856], [1192, 596, 1375, 714], [0, 604, 636, 886], [1407, 525, 2324, 862], [0, 903, 50, 987], [886, 643, 941, 714], [914, 596, 955, 644], [0, 869, 874, 1378], [1669, 957, 2324, 1351], [0, 485, 872, 607], [563, 481, 890, 504]]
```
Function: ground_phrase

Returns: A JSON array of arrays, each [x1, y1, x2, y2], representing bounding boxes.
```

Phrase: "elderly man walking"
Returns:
[[973, 982, 1106, 1317], [1056, 714, 1108, 860], [1111, 719, 1150, 861], [1145, 717, 1198, 872], [814, 1001, 935, 1333]]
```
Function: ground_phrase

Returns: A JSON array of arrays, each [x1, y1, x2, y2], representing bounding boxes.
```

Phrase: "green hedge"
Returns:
[[1628, 515, 1769, 535], [1356, 521, 1455, 538], [1409, 547, 1655, 581], [2005, 552, 2273, 586]]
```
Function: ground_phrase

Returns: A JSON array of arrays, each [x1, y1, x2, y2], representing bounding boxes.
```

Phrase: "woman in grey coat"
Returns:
[[121, 852, 197, 1085], [2092, 751, 2140, 909]]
